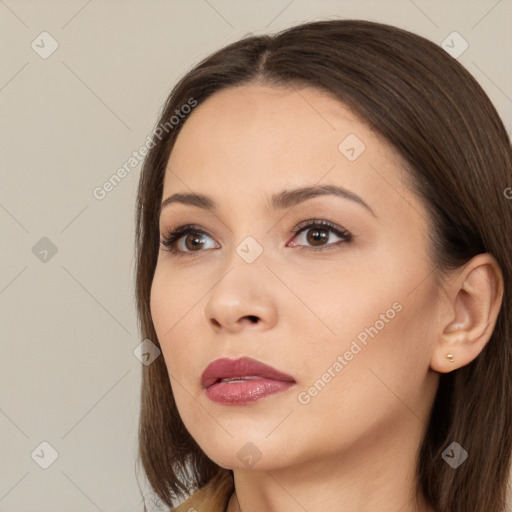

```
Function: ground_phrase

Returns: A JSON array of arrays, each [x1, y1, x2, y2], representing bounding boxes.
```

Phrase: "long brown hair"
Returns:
[[134, 19, 512, 512]]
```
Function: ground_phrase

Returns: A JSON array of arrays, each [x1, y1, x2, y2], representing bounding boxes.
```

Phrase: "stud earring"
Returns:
[[446, 353, 455, 363]]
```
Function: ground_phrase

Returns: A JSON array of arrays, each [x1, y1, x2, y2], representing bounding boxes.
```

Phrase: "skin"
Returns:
[[150, 83, 504, 512]]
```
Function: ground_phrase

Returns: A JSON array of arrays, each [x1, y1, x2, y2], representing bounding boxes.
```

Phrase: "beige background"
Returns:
[[0, 1, 510, 511]]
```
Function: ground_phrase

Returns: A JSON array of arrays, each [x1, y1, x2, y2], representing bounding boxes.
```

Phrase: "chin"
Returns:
[[203, 449, 276, 472], [191, 429, 297, 473]]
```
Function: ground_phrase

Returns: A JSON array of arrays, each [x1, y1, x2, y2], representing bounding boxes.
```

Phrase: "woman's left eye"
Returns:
[[289, 220, 352, 251], [160, 220, 352, 256]]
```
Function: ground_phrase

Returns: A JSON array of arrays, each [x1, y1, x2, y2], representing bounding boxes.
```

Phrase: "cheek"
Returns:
[[150, 265, 190, 335], [292, 302, 433, 437], [296, 260, 436, 391], [305, 273, 398, 350], [149, 270, 169, 340], [150, 269, 185, 370], [149, 266, 206, 389]]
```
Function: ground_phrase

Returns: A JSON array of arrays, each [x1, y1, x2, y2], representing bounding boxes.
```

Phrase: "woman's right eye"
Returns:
[[160, 225, 219, 256]]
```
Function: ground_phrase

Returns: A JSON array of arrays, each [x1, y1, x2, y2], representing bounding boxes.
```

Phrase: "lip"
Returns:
[[201, 356, 296, 405]]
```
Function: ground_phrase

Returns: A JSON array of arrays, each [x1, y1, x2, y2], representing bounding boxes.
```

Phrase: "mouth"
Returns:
[[215, 376, 263, 383], [201, 356, 296, 405]]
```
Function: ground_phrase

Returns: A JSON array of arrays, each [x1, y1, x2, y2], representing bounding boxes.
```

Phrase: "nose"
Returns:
[[203, 260, 279, 334]]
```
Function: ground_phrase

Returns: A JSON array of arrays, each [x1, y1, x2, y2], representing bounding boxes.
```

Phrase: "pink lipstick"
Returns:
[[201, 356, 296, 405]]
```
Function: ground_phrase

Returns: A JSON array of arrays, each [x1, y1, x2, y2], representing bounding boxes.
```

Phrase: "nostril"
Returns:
[[246, 315, 259, 323]]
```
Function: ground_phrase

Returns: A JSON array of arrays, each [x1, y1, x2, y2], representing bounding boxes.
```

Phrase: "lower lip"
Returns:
[[205, 379, 295, 405]]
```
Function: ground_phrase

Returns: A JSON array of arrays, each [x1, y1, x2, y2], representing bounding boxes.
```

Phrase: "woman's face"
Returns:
[[150, 84, 442, 470]]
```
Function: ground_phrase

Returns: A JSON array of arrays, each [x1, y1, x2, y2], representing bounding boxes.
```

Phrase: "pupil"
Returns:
[[308, 228, 327, 246], [186, 234, 204, 250]]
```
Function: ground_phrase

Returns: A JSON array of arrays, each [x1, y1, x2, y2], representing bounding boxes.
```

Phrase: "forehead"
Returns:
[[170, 84, 373, 163], [163, 84, 421, 222]]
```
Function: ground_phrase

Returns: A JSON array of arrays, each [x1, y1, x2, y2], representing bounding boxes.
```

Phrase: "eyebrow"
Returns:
[[160, 184, 377, 217]]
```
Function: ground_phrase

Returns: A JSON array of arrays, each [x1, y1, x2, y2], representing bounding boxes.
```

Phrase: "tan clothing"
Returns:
[[174, 470, 234, 512]]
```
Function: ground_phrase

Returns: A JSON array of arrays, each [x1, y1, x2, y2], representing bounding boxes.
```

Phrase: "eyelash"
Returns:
[[160, 219, 352, 257]]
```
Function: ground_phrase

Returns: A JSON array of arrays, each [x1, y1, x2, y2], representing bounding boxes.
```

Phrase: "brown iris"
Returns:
[[306, 227, 329, 246]]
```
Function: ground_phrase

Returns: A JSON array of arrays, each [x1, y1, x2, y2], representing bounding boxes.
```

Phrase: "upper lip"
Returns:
[[201, 356, 296, 389]]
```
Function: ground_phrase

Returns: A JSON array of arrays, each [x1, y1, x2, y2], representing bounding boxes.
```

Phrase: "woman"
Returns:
[[134, 19, 512, 512]]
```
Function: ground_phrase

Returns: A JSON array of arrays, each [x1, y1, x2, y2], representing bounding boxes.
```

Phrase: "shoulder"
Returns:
[[173, 470, 234, 512]]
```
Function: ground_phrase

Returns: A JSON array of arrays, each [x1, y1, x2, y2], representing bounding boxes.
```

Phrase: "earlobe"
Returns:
[[430, 338, 465, 374], [430, 253, 504, 374]]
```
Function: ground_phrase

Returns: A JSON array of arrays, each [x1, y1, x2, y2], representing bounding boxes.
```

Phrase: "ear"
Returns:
[[430, 253, 504, 373]]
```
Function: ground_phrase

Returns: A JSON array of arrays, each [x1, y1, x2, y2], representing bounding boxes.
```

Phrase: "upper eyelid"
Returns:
[[160, 220, 346, 237]]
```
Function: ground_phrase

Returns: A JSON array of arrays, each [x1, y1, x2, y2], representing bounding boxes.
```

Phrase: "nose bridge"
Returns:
[[220, 210, 271, 270]]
